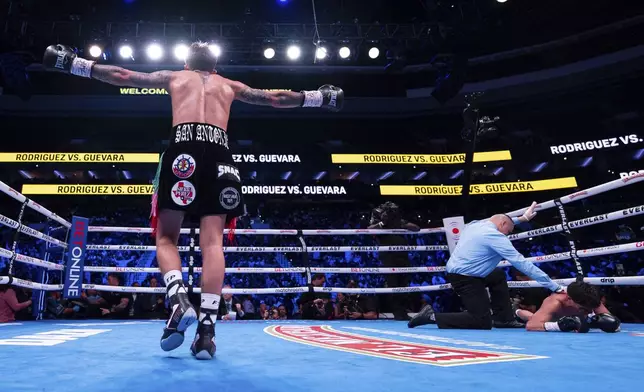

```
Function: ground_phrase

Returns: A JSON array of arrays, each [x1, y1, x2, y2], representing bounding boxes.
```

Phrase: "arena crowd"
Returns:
[[1, 201, 643, 324]]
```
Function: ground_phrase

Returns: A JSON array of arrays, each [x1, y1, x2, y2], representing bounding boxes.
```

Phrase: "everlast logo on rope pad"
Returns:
[[623, 206, 644, 216], [273, 248, 301, 253], [387, 246, 416, 251], [310, 247, 340, 251], [569, 215, 609, 228], [265, 326, 545, 366], [235, 247, 265, 252], [350, 246, 378, 252]]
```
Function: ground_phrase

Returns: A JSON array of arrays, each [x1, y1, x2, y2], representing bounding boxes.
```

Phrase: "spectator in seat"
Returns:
[[218, 285, 245, 320], [278, 305, 288, 320], [259, 302, 270, 320], [242, 295, 256, 319], [100, 274, 131, 319], [0, 284, 32, 323]]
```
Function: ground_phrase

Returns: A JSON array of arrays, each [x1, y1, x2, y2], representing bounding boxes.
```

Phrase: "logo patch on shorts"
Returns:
[[171, 181, 196, 206], [219, 187, 240, 210], [217, 163, 241, 182], [172, 154, 196, 179]]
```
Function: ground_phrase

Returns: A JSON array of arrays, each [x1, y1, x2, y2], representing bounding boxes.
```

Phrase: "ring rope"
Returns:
[[3, 275, 644, 294], [0, 180, 71, 228], [0, 246, 64, 270], [85, 227, 446, 235], [508, 204, 644, 241], [506, 174, 644, 217], [84, 245, 449, 252], [77, 240, 644, 274], [0, 212, 68, 248]]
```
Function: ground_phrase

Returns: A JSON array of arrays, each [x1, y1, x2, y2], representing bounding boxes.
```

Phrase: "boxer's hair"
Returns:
[[186, 41, 217, 72], [567, 281, 601, 310]]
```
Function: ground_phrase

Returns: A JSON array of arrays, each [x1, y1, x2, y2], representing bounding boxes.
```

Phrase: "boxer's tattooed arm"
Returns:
[[91, 65, 173, 88], [235, 85, 304, 108]]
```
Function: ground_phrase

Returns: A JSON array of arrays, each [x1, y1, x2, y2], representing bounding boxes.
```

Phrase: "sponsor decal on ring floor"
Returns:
[[265, 325, 545, 366]]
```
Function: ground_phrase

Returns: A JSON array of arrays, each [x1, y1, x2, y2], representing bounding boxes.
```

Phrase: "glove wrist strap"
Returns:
[[544, 322, 560, 332], [302, 90, 323, 107], [71, 57, 94, 78]]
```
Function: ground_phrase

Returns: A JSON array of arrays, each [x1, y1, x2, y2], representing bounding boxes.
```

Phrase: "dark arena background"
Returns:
[[1, 1, 644, 391]]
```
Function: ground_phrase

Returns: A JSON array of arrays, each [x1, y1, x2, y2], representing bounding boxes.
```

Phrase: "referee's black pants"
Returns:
[[435, 269, 513, 330]]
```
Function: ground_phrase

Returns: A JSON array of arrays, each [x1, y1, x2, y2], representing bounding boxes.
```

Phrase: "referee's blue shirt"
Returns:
[[446, 219, 560, 292]]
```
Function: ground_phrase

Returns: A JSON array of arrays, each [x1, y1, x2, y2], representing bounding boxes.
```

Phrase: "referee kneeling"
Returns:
[[409, 202, 564, 330]]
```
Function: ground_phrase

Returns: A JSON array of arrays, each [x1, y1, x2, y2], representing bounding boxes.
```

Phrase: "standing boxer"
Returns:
[[43, 42, 344, 359]]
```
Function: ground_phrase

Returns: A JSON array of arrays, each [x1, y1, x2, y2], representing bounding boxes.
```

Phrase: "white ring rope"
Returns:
[[3, 275, 644, 294], [84, 245, 449, 253], [0, 180, 71, 228], [86, 227, 445, 235], [509, 204, 644, 241], [0, 246, 64, 270], [0, 212, 68, 248], [79, 241, 644, 274], [506, 173, 644, 217]]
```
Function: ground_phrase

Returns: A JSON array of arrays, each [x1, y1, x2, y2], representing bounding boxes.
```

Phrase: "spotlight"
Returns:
[[339, 46, 351, 59], [174, 44, 189, 61], [88, 45, 102, 58], [368, 47, 380, 59], [209, 44, 222, 57], [264, 48, 275, 59], [315, 47, 328, 60], [497, 0, 508, 2], [287, 45, 301, 60], [119, 45, 133, 59], [146, 43, 164, 60]]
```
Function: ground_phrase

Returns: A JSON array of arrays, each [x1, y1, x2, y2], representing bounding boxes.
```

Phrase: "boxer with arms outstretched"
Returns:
[[43, 42, 344, 359]]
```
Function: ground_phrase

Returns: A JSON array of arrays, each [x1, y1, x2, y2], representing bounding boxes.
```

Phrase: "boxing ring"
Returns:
[[1, 175, 644, 392]]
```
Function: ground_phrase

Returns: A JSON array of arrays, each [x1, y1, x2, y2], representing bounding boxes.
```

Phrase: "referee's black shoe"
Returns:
[[408, 304, 436, 328]]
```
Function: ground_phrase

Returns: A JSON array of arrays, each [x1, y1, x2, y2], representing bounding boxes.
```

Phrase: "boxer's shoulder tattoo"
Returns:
[[91, 65, 173, 88]]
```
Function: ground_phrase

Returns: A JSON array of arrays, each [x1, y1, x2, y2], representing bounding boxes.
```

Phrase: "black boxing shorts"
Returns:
[[150, 123, 244, 238]]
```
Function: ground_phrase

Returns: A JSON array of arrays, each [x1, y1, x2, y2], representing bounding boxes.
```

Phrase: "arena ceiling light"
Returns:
[[286, 45, 301, 60], [146, 43, 164, 61], [88, 45, 102, 58], [338, 46, 351, 59], [174, 44, 189, 61], [209, 44, 222, 58], [315, 47, 328, 60], [263, 47, 276, 59], [368, 47, 380, 59], [497, 0, 508, 2], [118, 45, 133, 59]]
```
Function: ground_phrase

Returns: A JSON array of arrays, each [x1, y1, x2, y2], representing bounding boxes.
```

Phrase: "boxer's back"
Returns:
[[169, 70, 235, 130]]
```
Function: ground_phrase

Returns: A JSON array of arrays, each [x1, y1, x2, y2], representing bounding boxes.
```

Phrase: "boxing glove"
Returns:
[[545, 316, 582, 332], [589, 313, 621, 333], [301, 85, 344, 112], [43, 44, 94, 78]]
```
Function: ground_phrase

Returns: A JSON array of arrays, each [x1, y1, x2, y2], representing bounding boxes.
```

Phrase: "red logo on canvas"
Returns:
[[265, 325, 543, 367]]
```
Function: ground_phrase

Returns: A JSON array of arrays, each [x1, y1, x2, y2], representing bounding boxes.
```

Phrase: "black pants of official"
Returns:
[[435, 269, 513, 330]]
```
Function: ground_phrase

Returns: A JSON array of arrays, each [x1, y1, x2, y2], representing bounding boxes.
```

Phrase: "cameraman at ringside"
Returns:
[[368, 202, 420, 320], [298, 274, 334, 320], [334, 281, 379, 320]]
